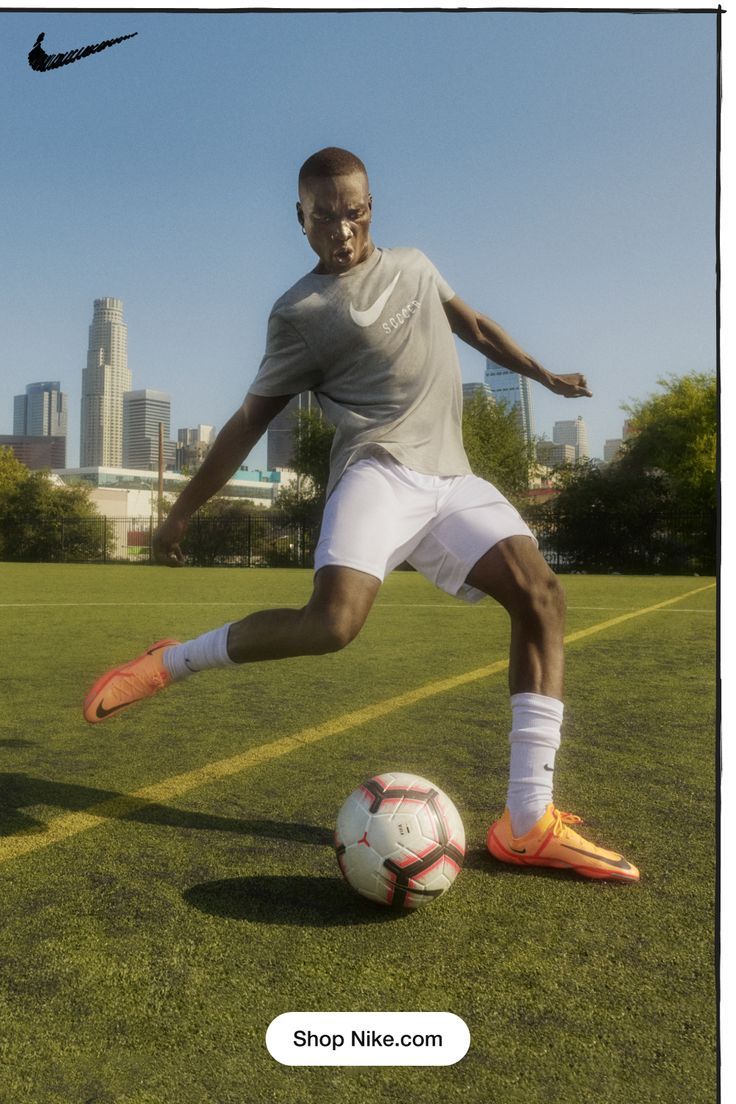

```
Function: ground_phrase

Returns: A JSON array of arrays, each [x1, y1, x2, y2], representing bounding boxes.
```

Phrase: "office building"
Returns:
[[177, 424, 216, 473], [267, 392, 319, 470], [80, 298, 132, 467], [123, 389, 176, 471], [604, 439, 624, 464], [536, 441, 576, 468], [13, 381, 68, 440], [462, 382, 495, 406], [553, 416, 590, 461], [0, 435, 67, 470], [484, 360, 535, 443]]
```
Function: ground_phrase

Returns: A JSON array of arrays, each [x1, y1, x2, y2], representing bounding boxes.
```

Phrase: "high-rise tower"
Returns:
[[267, 392, 319, 470], [123, 389, 176, 470], [13, 381, 68, 438], [80, 298, 131, 467], [484, 361, 535, 443], [553, 416, 590, 461]]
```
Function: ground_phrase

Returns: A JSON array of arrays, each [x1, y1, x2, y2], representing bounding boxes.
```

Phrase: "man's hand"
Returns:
[[546, 373, 592, 399], [152, 514, 189, 567]]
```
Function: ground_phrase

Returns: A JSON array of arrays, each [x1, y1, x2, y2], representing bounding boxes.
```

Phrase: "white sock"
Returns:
[[505, 692, 564, 837], [163, 624, 237, 682]]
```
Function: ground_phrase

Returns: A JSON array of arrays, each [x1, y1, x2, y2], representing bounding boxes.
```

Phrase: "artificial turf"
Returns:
[[0, 564, 717, 1103]]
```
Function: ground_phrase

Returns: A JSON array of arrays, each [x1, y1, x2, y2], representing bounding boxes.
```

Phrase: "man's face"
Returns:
[[297, 172, 373, 275]]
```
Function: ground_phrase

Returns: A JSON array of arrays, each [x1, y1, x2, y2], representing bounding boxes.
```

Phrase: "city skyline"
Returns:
[[0, 9, 717, 471]]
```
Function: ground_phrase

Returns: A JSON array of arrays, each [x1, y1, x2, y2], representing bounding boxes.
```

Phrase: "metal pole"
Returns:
[[158, 421, 164, 524]]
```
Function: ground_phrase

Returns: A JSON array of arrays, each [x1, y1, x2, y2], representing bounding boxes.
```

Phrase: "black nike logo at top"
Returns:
[[28, 31, 138, 72]]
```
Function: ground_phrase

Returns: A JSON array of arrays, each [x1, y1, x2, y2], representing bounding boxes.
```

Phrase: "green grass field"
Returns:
[[0, 564, 717, 1104]]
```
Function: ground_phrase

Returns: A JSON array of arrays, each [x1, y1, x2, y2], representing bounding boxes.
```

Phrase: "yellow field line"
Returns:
[[0, 581, 715, 866]]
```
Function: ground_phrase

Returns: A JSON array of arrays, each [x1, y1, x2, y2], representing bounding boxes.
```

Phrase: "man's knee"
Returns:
[[523, 567, 566, 624], [302, 567, 379, 654], [303, 604, 366, 653], [470, 538, 566, 625]]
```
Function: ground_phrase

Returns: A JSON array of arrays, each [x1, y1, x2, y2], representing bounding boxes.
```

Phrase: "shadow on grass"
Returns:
[[184, 875, 410, 927], [0, 772, 331, 846]]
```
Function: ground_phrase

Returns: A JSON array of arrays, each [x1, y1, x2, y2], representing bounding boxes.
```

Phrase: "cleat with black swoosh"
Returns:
[[486, 805, 640, 882], [83, 639, 180, 724]]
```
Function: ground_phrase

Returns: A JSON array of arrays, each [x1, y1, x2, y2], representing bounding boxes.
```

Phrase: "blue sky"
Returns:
[[0, 7, 717, 468]]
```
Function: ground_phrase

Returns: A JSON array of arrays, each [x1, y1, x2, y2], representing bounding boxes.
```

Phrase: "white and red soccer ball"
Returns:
[[335, 772, 465, 909]]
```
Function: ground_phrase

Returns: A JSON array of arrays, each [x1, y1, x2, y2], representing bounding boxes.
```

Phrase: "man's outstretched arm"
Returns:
[[153, 392, 292, 566], [443, 295, 592, 399]]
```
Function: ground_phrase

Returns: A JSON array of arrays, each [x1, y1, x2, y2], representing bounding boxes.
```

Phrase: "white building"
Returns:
[[53, 465, 285, 516], [553, 416, 589, 461], [177, 424, 216, 472], [80, 298, 132, 467]]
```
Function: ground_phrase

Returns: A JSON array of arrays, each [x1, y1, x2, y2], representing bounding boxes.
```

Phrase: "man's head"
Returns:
[[297, 147, 373, 275]]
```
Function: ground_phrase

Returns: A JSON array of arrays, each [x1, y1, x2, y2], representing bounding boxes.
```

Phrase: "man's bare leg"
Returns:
[[226, 565, 382, 662], [83, 566, 380, 723], [465, 535, 566, 698], [466, 535, 566, 837]]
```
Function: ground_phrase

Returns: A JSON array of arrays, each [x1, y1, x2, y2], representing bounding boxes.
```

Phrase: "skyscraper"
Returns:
[[484, 360, 535, 443], [553, 416, 590, 461], [80, 298, 131, 467], [462, 381, 495, 406], [176, 424, 216, 472], [14, 381, 68, 438], [267, 392, 319, 469], [123, 389, 176, 470], [12, 381, 68, 468]]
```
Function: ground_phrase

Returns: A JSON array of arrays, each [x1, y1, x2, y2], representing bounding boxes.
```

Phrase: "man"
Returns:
[[84, 147, 638, 883]]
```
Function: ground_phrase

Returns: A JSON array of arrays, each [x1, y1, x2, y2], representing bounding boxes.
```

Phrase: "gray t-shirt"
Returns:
[[248, 246, 472, 498]]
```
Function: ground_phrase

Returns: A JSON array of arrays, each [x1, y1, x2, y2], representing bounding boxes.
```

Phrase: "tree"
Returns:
[[0, 447, 28, 509], [275, 407, 336, 523], [621, 372, 716, 511], [0, 462, 110, 562], [461, 390, 533, 504], [538, 372, 717, 573]]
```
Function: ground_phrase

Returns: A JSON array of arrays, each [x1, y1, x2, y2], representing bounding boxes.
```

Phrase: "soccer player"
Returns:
[[84, 147, 639, 883]]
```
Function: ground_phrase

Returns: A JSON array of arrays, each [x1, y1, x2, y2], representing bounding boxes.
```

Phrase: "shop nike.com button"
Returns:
[[266, 1012, 470, 1066]]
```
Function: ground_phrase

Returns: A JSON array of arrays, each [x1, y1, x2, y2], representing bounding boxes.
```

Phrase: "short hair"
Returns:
[[298, 147, 368, 190]]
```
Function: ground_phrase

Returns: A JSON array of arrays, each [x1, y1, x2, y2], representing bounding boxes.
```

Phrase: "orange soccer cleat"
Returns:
[[83, 639, 180, 724], [487, 804, 639, 883]]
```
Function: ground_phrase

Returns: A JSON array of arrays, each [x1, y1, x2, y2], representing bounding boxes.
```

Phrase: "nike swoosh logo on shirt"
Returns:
[[28, 31, 137, 72], [349, 272, 401, 328]]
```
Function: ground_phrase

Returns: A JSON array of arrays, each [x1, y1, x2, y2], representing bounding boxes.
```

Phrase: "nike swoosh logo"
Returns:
[[96, 700, 127, 719], [349, 271, 401, 327], [28, 31, 138, 72], [509, 845, 527, 854], [559, 843, 635, 871], [544, 764, 554, 772]]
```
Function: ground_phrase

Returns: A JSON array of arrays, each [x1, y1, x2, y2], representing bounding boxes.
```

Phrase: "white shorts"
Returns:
[[314, 453, 536, 603]]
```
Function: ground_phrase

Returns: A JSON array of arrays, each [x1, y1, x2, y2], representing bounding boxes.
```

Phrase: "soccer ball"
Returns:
[[334, 772, 465, 909]]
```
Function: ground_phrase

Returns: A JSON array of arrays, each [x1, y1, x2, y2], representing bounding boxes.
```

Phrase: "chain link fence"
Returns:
[[0, 509, 716, 574]]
